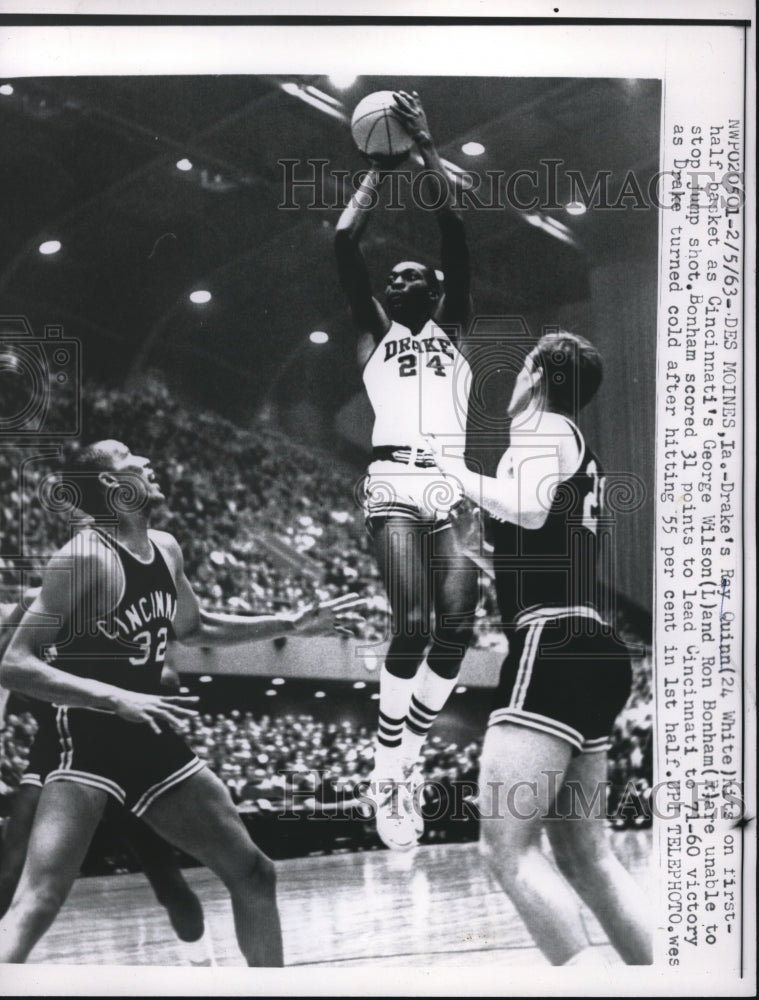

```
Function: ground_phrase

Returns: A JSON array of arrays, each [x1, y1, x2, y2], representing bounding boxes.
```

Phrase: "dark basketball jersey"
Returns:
[[489, 421, 605, 625], [52, 529, 177, 694]]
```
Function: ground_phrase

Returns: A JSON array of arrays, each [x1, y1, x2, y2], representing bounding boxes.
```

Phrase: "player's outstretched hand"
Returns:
[[290, 592, 366, 638], [392, 90, 432, 145], [113, 691, 199, 734]]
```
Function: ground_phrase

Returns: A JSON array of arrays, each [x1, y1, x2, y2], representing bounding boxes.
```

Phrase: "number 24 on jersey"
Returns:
[[399, 354, 447, 378]]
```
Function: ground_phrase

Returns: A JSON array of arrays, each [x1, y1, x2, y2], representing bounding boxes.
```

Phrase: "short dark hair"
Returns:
[[57, 441, 118, 516], [532, 331, 603, 413], [390, 260, 441, 298]]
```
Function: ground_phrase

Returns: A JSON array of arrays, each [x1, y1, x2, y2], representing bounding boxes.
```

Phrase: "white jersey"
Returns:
[[363, 319, 471, 448]]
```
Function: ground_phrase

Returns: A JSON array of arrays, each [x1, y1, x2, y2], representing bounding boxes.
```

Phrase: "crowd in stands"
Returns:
[[1, 373, 391, 639], [0, 710, 36, 814], [1, 373, 653, 840], [2, 689, 652, 834], [608, 652, 653, 828], [182, 710, 481, 810]]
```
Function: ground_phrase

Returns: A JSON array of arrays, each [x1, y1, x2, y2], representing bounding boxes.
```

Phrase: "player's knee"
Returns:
[[385, 630, 429, 679], [17, 880, 68, 925], [235, 848, 277, 898], [427, 623, 473, 679], [551, 832, 603, 885], [250, 853, 277, 898]]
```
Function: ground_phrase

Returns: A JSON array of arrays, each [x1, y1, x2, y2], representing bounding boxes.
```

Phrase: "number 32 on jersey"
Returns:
[[129, 627, 168, 667]]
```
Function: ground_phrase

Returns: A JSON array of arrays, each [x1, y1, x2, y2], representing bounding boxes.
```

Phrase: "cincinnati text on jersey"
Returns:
[[94, 589, 177, 641]]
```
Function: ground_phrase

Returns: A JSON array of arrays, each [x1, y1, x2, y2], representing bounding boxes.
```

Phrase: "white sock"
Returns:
[[401, 663, 459, 766], [374, 666, 416, 778], [180, 927, 216, 966]]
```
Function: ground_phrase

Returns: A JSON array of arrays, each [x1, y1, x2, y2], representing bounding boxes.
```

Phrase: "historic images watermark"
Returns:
[[0, 316, 81, 439], [277, 157, 745, 214], [263, 770, 746, 825]]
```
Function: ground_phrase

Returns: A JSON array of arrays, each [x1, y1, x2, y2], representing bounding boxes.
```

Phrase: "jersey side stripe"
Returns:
[[132, 756, 205, 817], [487, 708, 584, 751], [511, 620, 546, 710], [46, 769, 126, 802]]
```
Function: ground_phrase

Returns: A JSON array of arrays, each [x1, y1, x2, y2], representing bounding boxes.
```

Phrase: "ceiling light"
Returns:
[[38, 240, 61, 255], [176, 158, 193, 171], [565, 201, 587, 216], [353, 681, 366, 689], [455, 685, 467, 694], [523, 213, 578, 247], [189, 290, 212, 304], [304, 85, 343, 109], [461, 141, 485, 156], [198, 675, 212, 683], [328, 74, 357, 90], [271, 677, 285, 686], [309, 330, 329, 344], [0, 84, 13, 96], [280, 82, 347, 122], [370, 693, 380, 700], [314, 690, 326, 699], [265, 689, 277, 696]]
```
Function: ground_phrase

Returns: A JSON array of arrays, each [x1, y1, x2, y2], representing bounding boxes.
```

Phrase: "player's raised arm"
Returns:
[[392, 90, 471, 327], [155, 532, 364, 646], [193, 594, 364, 645], [334, 165, 390, 355]]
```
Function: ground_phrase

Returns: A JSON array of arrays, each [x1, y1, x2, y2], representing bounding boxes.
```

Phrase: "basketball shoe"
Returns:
[[366, 771, 417, 852], [404, 761, 425, 842]]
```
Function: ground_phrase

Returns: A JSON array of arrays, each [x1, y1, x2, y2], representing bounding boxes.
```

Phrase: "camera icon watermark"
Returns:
[[0, 316, 81, 438]]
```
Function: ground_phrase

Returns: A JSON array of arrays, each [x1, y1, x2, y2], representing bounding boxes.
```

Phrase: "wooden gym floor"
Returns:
[[26, 830, 652, 968]]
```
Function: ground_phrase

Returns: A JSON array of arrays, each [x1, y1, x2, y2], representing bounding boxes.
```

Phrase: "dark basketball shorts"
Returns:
[[22, 706, 204, 816], [489, 606, 633, 754]]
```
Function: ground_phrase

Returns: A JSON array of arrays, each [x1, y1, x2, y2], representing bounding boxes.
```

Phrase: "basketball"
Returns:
[[350, 91, 413, 166]]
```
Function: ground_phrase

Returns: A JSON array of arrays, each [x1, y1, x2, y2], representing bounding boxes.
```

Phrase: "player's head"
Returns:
[[385, 260, 440, 323], [508, 331, 603, 418], [59, 439, 165, 517]]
